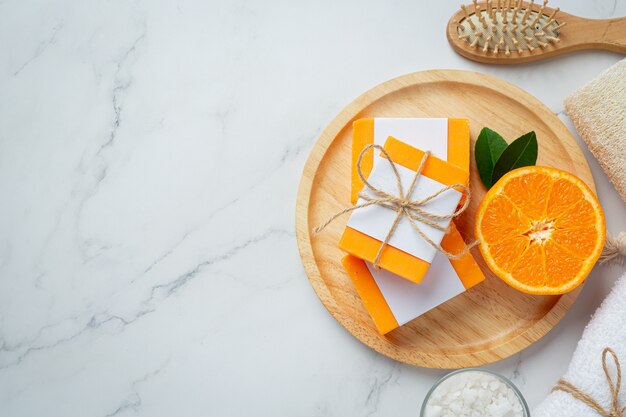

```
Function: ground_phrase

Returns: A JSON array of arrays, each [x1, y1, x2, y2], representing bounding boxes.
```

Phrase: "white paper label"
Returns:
[[373, 118, 448, 161], [366, 254, 466, 326]]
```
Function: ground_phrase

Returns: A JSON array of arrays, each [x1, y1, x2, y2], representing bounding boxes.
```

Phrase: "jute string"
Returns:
[[600, 232, 626, 266], [313, 144, 478, 268], [552, 347, 626, 417]]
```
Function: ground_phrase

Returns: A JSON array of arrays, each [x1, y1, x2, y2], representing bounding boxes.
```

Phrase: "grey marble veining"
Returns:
[[0, 0, 625, 415]]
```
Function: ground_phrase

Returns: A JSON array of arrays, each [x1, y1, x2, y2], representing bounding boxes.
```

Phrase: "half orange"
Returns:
[[475, 166, 605, 295]]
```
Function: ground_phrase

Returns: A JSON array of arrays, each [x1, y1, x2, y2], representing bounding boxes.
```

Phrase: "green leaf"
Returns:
[[475, 127, 508, 189], [491, 131, 538, 185]]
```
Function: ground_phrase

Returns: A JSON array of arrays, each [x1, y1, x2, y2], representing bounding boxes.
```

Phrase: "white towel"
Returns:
[[534, 272, 626, 417]]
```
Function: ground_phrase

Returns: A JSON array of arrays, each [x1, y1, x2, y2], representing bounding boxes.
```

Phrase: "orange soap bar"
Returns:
[[342, 224, 484, 334], [351, 118, 470, 204], [339, 137, 469, 284]]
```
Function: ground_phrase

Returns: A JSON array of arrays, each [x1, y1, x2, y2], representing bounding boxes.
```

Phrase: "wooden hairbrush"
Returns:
[[447, 0, 626, 64]]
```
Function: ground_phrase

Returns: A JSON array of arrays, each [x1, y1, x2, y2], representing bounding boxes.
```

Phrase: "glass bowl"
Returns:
[[420, 368, 530, 417]]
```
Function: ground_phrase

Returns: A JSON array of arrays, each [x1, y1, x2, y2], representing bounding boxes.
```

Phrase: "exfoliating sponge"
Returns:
[[564, 58, 626, 202]]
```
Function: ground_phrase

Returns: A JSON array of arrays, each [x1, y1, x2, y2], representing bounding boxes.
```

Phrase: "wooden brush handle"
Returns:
[[566, 15, 626, 53]]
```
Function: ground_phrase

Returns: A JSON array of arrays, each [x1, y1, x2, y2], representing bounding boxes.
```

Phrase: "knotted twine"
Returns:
[[313, 144, 478, 268], [552, 347, 626, 417], [600, 232, 626, 266]]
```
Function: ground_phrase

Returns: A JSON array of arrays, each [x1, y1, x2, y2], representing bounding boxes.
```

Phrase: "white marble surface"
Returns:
[[0, 0, 625, 415]]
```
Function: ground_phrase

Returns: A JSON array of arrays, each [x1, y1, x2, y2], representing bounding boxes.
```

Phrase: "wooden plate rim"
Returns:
[[295, 69, 592, 368]]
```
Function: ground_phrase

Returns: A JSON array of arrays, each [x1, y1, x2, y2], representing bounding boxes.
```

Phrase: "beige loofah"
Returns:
[[564, 58, 626, 202]]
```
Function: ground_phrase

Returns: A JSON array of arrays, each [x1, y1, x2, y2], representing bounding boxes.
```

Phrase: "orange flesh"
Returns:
[[475, 167, 605, 295], [487, 235, 530, 272], [543, 240, 584, 288], [479, 195, 531, 244]]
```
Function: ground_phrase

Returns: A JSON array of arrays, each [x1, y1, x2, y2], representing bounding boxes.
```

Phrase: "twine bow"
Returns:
[[313, 144, 478, 268], [552, 347, 626, 417]]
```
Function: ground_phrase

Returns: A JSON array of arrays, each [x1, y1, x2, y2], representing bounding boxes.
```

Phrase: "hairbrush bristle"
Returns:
[[521, 0, 533, 24], [547, 7, 559, 20], [456, 0, 565, 54]]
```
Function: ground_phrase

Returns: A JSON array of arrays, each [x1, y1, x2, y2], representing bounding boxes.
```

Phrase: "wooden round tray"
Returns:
[[295, 70, 594, 368]]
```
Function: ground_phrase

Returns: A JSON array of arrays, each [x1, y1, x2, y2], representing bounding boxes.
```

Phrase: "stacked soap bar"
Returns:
[[341, 118, 485, 334], [342, 227, 483, 335], [350, 118, 470, 204], [339, 136, 468, 284]]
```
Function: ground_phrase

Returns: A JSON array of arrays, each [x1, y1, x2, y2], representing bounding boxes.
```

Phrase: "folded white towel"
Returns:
[[534, 272, 626, 417]]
